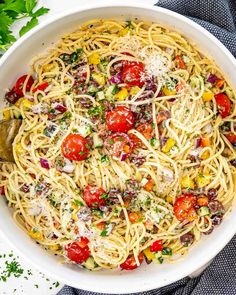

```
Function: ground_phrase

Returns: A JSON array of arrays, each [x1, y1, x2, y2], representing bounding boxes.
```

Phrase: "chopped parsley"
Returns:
[[125, 20, 134, 29], [59, 111, 72, 122], [101, 229, 108, 237], [88, 105, 104, 117], [0, 259, 23, 282], [73, 199, 84, 206], [101, 193, 109, 199], [101, 155, 109, 163], [162, 247, 172, 256], [112, 85, 119, 95]]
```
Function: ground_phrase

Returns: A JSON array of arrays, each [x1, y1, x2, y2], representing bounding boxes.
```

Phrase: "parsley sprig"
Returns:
[[0, 0, 49, 52]]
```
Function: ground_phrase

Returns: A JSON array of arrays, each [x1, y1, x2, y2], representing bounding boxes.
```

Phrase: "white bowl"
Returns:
[[0, 2, 236, 293]]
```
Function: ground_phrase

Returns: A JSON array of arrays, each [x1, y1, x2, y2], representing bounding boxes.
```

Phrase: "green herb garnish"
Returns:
[[162, 247, 172, 256]]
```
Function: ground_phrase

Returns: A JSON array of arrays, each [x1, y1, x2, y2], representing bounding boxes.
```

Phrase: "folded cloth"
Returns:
[[58, 1, 236, 294]]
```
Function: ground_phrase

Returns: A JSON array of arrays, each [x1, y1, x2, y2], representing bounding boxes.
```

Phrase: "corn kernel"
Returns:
[[200, 150, 210, 160], [115, 88, 129, 101], [181, 176, 195, 189], [88, 53, 100, 65], [15, 97, 25, 108], [162, 138, 176, 153], [196, 173, 211, 188], [202, 92, 214, 102], [163, 86, 177, 96], [92, 73, 106, 86], [43, 63, 54, 72], [29, 230, 43, 240], [3, 110, 11, 120], [49, 244, 60, 251], [130, 86, 141, 96], [15, 143, 25, 155], [118, 28, 129, 36], [143, 247, 155, 261]]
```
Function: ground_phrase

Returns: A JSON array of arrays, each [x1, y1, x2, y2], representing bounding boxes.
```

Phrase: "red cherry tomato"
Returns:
[[61, 134, 89, 161], [106, 106, 134, 133], [173, 194, 197, 222], [76, 237, 89, 248], [104, 132, 134, 158], [83, 185, 106, 208], [130, 123, 153, 147], [14, 75, 34, 97], [150, 240, 163, 252], [215, 93, 231, 118], [66, 240, 90, 264], [120, 253, 144, 270], [226, 133, 236, 145], [122, 61, 145, 87], [32, 82, 49, 93]]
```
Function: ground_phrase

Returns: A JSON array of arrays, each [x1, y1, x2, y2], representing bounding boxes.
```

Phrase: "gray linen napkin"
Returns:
[[58, 0, 236, 294]]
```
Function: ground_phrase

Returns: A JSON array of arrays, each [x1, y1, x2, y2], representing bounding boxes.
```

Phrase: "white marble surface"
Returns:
[[0, 1, 157, 294]]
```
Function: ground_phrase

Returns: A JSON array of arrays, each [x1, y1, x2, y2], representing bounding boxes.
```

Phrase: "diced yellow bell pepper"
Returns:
[[118, 28, 129, 36], [196, 173, 211, 188], [202, 91, 214, 102], [15, 142, 25, 155], [130, 86, 141, 96], [162, 138, 176, 153], [49, 244, 60, 251], [200, 150, 210, 160], [181, 175, 195, 189], [72, 213, 78, 221], [15, 97, 33, 109], [143, 247, 155, 261], [29, 230, 43, 240], [166, 195, 173, 204], [163, 86, 177, 96], [3, 110, 11, 120], [88, 53, 101, 65], [115, 88, 129, 101], [71, 202, 79, 210], [92, 73, 106, 86]]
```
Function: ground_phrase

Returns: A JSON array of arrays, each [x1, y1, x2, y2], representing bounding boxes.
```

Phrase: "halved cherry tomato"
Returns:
[[14, 75, 34, 96], [120, 253, 144, 270], [106, 106, 134, 133], [128, 212, 142, 223], [144, 178, 154, 192], [83, 185, 106, 208], [130, 123, 153, 147], [197, 197, 208, 207], [66, 240, 90, 264], [0, 186, 5, 196], [61, 134, 89, 161], [175, 55, 186, 69], [32, 82, 49, 93], [76, 237, 89, 248], [173, 194, 197, 222], [104, 132, 134, 158], [122, 61, 145, 87], [215, 93, 231, 118], [226, 133, 236, 146], [150, 240, 163, 252]]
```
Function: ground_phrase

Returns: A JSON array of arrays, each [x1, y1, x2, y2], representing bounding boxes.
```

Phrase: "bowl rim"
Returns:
[[0, 2, 236, 293]]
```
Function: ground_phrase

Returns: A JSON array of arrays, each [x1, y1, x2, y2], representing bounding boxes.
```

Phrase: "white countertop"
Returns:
[[0, 1, 156, 294]]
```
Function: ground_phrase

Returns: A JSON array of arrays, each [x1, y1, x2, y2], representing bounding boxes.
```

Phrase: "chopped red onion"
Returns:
[[40, 158, 50, 169], [195, 138, 201, 148], [62, 158, 74, 173], [120, 152, 128, 161], [52, 103, 67, 113], [207, 73, 218, 84], [109, 72, 122, 84]]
